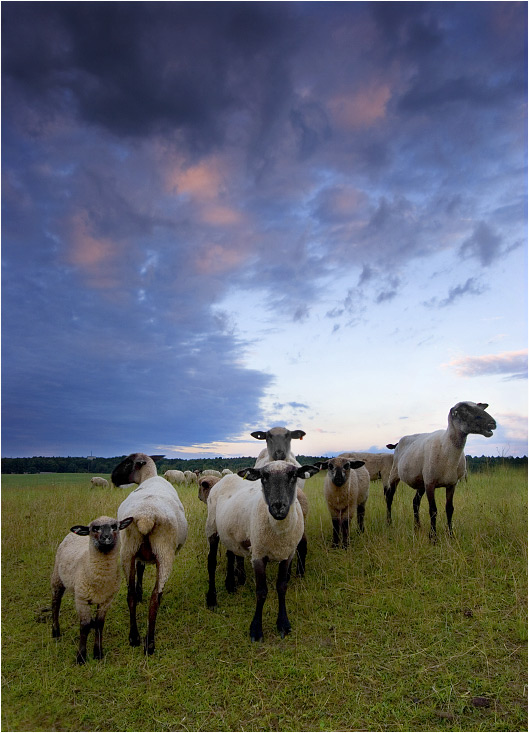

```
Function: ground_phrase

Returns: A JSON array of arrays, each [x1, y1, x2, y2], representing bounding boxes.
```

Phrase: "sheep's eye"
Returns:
[[111, 524, 117, 531], [92, 526, 100, 532]]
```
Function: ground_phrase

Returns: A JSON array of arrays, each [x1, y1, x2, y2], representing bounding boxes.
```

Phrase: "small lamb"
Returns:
[[51, 515, 133, 664], [386, 401, 496, 537], [316, 457, 370, 547], [206, 460, 320, 641], [112, 453, 188, 655]]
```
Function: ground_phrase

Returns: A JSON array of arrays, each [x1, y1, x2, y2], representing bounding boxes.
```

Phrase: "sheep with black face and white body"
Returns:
[[112, 453, 188, 655], [315, 457, 370, 547], [205, 460, 320, 642], [51, 515, 133, 664], [251, 427, 310, 576], [385, 401, 496, 537]]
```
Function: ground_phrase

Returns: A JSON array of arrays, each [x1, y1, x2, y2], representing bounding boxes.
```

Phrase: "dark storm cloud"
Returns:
[[2, 1, 526, 456]]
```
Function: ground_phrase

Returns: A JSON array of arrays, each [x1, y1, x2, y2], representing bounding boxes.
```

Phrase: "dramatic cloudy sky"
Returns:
[[2, 1, 527, 459]]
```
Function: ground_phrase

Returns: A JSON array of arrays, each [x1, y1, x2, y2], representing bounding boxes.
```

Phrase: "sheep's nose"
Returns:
[[269, 502, 288, 520]]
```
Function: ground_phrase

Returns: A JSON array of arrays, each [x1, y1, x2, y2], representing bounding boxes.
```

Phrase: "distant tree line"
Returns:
[[1, 453, 527, 475]]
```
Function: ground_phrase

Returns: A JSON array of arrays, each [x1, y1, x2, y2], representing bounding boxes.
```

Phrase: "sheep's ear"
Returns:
[[350, 461, 365, 470], [70, 525, 90, 536], [119, 517, 134, 530], [239, 467, 262, 481], [291, 430, 306, 440], [313, 461, 328, 471], [150, 455, 165, 463], [250, 431, 267, 440], [297, 465, 319, 479], [477, 403, 489, 410], [386, 443, 398, 450]]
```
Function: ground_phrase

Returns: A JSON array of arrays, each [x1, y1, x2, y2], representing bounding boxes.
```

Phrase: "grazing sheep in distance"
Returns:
[[206, 461, 320, 641], [164, 469, 185, 486], [251, 426, 310, 576], [51, 515, 133, 664], [90, 477, 109, 489], [385, 401, 496, 537], [339, 452, 394, 495], [221, 468, 233, 476], [315, 457, 369, 547], [184, 470, 197, 484], [201, 469, 222, 478], [112, 453, 188, 655]]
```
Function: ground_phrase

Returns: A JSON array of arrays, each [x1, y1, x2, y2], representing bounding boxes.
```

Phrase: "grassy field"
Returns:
[[1, 465, 527, 732]]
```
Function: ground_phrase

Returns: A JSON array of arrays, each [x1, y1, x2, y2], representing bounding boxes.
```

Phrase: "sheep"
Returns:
[[90, 477, 109, 489], [184, 470, 197, 484], [221, 468, 233, 476], [201, 469, 222, 478], [315, 457, 370, 547], [205, 460, 320, 641], [339, 452, 394, 495], [197, 474, 221, 504], [111, 453, 188, 655], [385, 401, 496, 537], [51, 514, 133, 664], [250, 426, 310, 576], [163, 469, 186, 485]]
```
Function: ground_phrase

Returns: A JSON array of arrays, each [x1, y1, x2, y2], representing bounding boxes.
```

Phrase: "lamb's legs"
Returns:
[[135, 560, 145, 602], [126, 556, 141, 647], [445, 484, 456, 535], [341, 517, 350, 548], [331, 518, 341, 547], [357, 503, 366, 533], [76, 608, 92, 665], [235, 555, 246, 586], [93, 611, 106, 660], [250, 557, 268, 642], [276, 558, 292, 638]]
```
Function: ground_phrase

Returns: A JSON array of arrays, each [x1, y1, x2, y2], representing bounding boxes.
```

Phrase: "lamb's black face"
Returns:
[[90, 520, 120, 554], [327, 459, 350, 487], [451, 402, 496, 438], [260, 462, 299, 520]]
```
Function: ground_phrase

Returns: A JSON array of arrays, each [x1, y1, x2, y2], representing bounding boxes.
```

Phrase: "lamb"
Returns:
[[315, 457, 370, 547], [251, 426, 310, 576], [385, 401, 496, 537], [205, 460, 320, 641], [51, 514, 133, 664], [339, 452, 394, 495], [90, 477, 109, 489], [163, 469, 185, 485], [111, 453, 188, 655]]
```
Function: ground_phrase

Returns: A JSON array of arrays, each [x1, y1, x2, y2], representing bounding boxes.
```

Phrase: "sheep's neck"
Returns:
[[446, 420, 468, 452]]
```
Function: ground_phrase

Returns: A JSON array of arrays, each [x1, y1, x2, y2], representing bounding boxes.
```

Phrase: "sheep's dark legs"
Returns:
[[235, 555, 246, 586], [250, 557, 268, 642], [93, 612, 106, 659], [135, 560, 145, 602], [341, 518, 350, 548], [295, 534, 307, 576], [206, 533, 219, 608], [145, 582, 162, 656], [276, 558, 292, 638], [413, 489, 424, 528], [76, 619, 91, 665], [385, 481, 398, 524], [357, 504, 366, 533], [445, 484, 456, 535], [426, 485, 437, 539], [126, 556, 141, 647], [51, 583, 65, 638], [225, 550, 237, 593], [331, 519, 341, 547]]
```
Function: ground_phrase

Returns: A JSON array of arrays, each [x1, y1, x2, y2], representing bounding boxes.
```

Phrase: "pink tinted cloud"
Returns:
[[328, 84, 391, 129], [65, 210, 122, 288], [445, 350, 528, 379]]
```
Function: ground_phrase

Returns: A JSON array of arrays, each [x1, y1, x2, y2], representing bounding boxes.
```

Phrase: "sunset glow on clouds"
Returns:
[[2, 2, 527, 459]]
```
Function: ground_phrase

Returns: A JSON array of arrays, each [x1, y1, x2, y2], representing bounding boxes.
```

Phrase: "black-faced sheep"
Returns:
[[51, 515, 133, 664], [112, 453, 188, 655], [205, 460, 320, 641], [315, 457, 369, 547], [385, 401, 496, 537]]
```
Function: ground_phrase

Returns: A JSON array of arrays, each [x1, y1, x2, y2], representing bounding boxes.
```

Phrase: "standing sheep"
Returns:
[[385, 401, 496, 537], [184, 470, 197, 484], [112, 453, 188, 655], [206, 461, 320, 641], [315, 457, 370, 547], [51, 515, 133, 664], [163, 469, 186, 486], [197, 474, 221, 504], [90, 477, 109, 489], [339, 452, 394, 495], [250, 426, 310, 576]]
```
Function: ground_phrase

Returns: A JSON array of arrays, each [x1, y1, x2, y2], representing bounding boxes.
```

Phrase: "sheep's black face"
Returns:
[[451, 402, 496, 438], [328, 460, 350, 487], [111, 454, 142, 486], [260, 462, 298, 521], [90, 521, 120, 554]]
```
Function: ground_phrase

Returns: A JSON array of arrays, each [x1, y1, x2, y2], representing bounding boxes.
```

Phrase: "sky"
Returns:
[[1, 1, 527, 460]]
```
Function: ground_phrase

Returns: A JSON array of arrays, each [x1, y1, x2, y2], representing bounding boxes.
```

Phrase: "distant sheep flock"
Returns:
[[52, 400, 496, 661]]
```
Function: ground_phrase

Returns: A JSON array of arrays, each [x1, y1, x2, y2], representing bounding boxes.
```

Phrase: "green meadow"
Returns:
[[1, 465, 527, 732]]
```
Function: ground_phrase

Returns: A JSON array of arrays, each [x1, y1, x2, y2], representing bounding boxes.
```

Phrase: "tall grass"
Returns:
[[1, 466, 527, 731]]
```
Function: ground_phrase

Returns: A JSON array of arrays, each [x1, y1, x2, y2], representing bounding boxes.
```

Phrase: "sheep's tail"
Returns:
[[135, 514, 156, 536]]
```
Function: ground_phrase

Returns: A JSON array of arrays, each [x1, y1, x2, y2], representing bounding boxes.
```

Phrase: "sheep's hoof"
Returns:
[[206, 592, 218, 609], [144, 639, 155, 656], [250, 633, 264, 643], [93, 649, 104, 660], [129, 633, 141, 647], [76, 652, 87, 665], [52, 628, 61, 639]]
